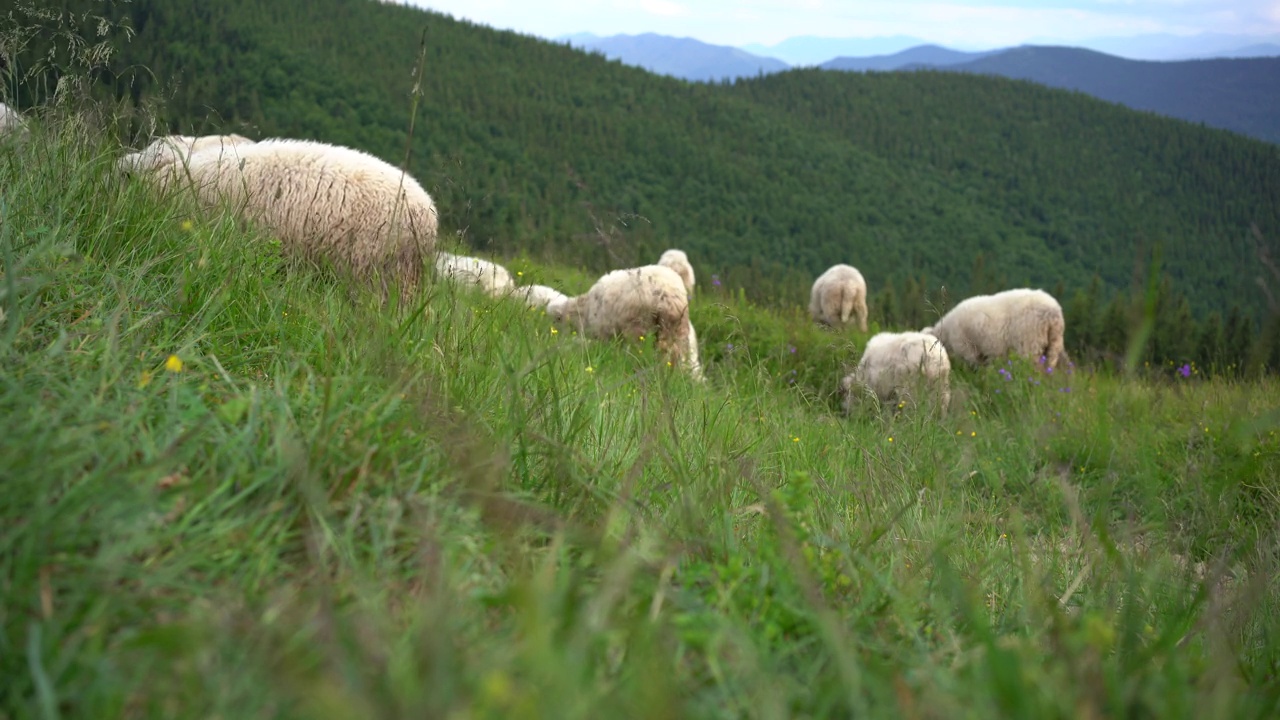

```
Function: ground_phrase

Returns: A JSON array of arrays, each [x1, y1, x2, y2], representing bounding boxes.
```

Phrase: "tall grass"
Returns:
[[2, 113, 1279, 719]]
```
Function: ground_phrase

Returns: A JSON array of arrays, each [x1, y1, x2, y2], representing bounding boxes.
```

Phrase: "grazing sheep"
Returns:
[[130, 138, 438, 294], [118, 134, 256, 174], [657, 249, 695, 297], [549, 264, 696, 375], [434, 251, 516, 297], [840, 331, 951, 414], [512, 284, 569, 311], [922, 288, 1067, 370], [810, 264, 868, 332], [0, 102, 29, 140]]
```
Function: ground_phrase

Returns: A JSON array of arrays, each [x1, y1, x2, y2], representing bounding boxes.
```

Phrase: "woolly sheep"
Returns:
[[922, 288, 1067, 370], [512, 284, 569, 310], [131, 138, 438, 294], [118, 134, 256, 174], [657, 249, 695, 297], [434, 251, 516, 297], [549, 264, 697, 375], [840, 331, 951, 414], [810, 264, 868, 332], [0, 102, 29, 141]]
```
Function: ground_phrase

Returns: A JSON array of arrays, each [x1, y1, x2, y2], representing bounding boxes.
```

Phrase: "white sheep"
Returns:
[[0, 102, 30, 141], [434, 251, 516, 297], [549, 264, 698, 376], [810, 264, 868, 332], [119, 134, 256, 173], [657, 249, 695, 297], [512, 284, 569, 310], [130, 138, 438, 294], [840, 331, 951, 414], [922, 288, 1067, 370]]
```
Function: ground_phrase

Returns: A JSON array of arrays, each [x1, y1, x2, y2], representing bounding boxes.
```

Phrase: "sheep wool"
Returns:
[[657, 249, 695, 297], [119, 134, 256, 174], [143, 138, 438, 293], [0, 103, 29, 140], [552, 264, 694, 373], [434, 251, 516, 297], [841, 331, 951, 414], [924, 288, 1067, 370], [512, 284, 569, 311], [810, 264, 869, 332]]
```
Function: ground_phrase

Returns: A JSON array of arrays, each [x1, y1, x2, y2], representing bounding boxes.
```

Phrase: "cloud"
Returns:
[[635, 0, 689, 17]]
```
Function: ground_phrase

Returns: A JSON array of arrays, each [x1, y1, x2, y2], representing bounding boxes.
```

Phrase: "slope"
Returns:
[[11, 0, 1280, 322]]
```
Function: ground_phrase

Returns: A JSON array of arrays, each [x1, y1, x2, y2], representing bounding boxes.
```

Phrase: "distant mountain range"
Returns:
[[742, 32, 1280, 66], [558, 32, 1280, 144], [562, 33, 786, 82], [819, 45, 999, 72], [909, 46, 1280, 145]]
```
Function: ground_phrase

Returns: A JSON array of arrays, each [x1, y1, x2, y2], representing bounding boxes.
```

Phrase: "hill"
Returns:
[[10, 0, 1280, 329], [819, 44, 998, 72], [564, 32, 789, 81], [5, 107, 1280, 718], [906, 46, 1280, 145]]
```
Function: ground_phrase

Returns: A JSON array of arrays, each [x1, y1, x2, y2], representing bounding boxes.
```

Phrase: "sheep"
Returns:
[[129, 138, 438, 295], [922, 288, 1067, 370], [840, 331, 951, 414], [657, 249, 695, 297], [118, 134, 256, 174], [0, 102, 29, 141], [434, 251, 516, 297], [512, 284, 569, 311], [810, 264, 868, 332], [549, 264, 698, 376]]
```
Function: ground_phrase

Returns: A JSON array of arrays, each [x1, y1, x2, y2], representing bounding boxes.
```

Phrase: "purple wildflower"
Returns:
[[712, 274, 721, 287], [1178, 364, 1191, 378], [788, 345, 796, 354], [726, 343, 734, 352]]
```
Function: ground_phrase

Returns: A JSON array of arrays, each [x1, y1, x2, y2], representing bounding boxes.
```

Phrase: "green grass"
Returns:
[[3, 115, 1280, 720]]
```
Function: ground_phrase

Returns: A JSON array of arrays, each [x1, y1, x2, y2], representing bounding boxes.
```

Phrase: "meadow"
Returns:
[[2, 115, 1279, 719]]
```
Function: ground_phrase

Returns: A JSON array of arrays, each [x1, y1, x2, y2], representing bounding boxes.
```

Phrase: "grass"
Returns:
[[2, 113, 1280, 720]]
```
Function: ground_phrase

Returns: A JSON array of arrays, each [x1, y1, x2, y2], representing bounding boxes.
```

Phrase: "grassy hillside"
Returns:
[[4, 106, 1280, 719], [8, 0, 1280, 327]]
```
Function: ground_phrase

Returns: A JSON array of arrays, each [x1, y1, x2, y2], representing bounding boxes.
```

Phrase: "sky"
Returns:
[[405, 1, 1280, 49]]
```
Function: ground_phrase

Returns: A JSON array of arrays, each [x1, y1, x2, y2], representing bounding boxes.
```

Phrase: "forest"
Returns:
[[7, 0, 1280, 374]]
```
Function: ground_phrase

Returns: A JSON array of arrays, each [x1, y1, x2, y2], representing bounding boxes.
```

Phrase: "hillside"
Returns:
[[10, 0, 1280, 327], [922, 46, 1280, 145], [5, 107, 1280, 718], [564, 33, 789, 81]]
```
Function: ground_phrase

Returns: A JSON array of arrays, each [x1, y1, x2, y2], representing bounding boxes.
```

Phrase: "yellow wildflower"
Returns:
[[137, 370, 153, 389], [550, 326, 558, 335], [792, 436, 800, 443], [585, 366, 594, 373], [888, 437, 894, 443], [165, 354, 184, 373], [970, 431, 976, 437], [180, 219, 194, 232]]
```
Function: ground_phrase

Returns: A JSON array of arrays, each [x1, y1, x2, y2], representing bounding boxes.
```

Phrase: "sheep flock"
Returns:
[[8, 101, 1075, 412]]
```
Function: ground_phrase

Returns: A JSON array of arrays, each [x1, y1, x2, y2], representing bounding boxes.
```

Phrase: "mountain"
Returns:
[[1067, 32, 1280, 61], [913, 46, 1280, 145], [740, 35, 929, 66], [1211, 43, 1280, 59], [14, 0, 1280, 322], [819, 44, 999, 72], [564, 32, 788, 81]]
